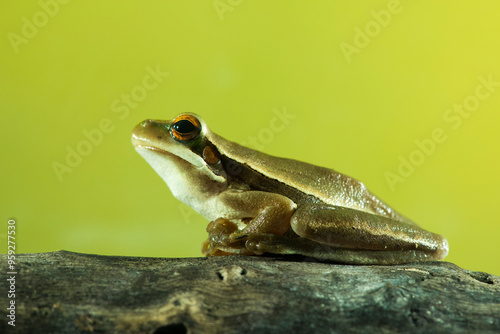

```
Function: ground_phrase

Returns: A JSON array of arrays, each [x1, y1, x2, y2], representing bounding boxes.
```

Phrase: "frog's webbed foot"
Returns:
[[202, 218, 253, 256]]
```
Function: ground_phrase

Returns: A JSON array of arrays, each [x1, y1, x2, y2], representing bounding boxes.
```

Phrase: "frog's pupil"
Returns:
[[173, 120, 196, 134]]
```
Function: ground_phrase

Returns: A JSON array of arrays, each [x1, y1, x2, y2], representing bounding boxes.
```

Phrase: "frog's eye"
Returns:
[[171, 114, 201, 142]]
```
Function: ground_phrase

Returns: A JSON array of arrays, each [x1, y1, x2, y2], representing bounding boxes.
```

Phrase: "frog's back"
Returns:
[[208, 132, 414, 224]]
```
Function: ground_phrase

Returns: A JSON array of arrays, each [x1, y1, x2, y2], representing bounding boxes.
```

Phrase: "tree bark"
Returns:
[[1, 251, 499, 333]]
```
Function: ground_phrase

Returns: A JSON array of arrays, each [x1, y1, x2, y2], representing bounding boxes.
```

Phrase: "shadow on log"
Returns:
[[1, 251, 499, 333]]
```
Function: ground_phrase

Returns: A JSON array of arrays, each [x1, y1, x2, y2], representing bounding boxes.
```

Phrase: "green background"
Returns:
[[1, 1, 499, 275]]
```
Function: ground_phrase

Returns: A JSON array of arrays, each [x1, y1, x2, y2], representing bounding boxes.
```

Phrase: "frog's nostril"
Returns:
[[141, 119, 153, 127]]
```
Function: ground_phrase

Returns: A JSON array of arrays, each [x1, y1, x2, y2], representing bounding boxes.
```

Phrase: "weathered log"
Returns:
[[1, 251, 499, 333]]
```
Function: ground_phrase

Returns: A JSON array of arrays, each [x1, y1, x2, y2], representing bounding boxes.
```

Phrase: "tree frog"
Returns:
[[132, 113, 448, 264]]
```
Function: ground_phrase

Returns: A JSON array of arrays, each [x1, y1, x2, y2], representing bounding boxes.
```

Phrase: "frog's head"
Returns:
[[132, 113, 227, 204]]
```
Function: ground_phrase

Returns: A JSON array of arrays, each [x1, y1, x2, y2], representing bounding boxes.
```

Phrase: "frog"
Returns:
[[131, 113, 448, 264]]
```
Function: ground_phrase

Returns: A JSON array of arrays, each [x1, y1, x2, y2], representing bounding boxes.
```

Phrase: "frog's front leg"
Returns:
[[201, 191, 296, 256]]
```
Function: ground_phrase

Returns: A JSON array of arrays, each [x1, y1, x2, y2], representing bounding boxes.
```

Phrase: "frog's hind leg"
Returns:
[[286, 203, 448, 264]]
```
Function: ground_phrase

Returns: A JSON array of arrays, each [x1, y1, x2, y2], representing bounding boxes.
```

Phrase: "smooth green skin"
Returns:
[[132, 113, 448, 264]]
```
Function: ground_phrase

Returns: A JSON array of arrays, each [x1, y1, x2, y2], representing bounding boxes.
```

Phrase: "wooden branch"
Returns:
[[1, 251, 499, 333]]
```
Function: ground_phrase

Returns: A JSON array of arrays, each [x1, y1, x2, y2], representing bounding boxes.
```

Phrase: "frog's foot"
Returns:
[[244, 233, 320, 256], [244, 234, 287, 255], [202, 218, 253, 256], [206, 218, 238, 244]]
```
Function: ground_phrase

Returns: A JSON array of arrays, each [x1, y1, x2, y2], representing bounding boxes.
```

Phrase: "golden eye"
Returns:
[[170, 114, 201, 142]]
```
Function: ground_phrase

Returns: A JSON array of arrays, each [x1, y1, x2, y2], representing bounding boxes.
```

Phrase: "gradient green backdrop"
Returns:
[[1, 1, 499, 276]]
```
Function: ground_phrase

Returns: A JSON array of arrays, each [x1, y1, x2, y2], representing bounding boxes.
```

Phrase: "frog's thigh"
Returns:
[[290, 203, 447, 256]]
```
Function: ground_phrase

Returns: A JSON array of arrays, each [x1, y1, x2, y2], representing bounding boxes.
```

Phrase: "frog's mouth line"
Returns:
[[135, 144, 195, 168], [131, 131, 174, 156], [135, 144, 172, 156]]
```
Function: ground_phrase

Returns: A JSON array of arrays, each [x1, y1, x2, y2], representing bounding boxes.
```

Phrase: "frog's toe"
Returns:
[[206, 218, 238, 234], [229, 231, 248, 242], [245, 239, 265, 255]]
